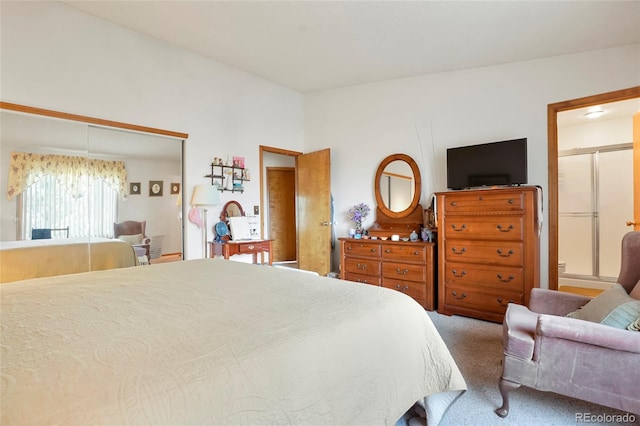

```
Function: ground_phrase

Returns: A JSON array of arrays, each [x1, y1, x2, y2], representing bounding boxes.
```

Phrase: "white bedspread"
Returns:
[[0, 259, 465, 425]]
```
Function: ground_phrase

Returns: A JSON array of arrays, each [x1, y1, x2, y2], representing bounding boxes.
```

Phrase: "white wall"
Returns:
[[304, 45, 640, 284], [117, 158, 182, 255], [0, 1, 304, 259]]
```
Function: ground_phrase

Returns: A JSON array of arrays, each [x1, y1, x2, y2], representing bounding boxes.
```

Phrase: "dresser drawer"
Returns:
[[441, 192, 525, 212], [444, 216, 524, 241], [382, 262, 426, 282], [345, 272, 381, 286], [381, 244, 428, 262], [383, 278, 426, 300], [343, 241, 381, 257], [444, 240, 523, 266], [344, 257, 381, 276], [444, 285, 523, 315], [444, 262, 523, 290]]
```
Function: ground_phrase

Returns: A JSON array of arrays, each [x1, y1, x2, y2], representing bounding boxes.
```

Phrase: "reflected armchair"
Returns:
[[496, 231, 640, 417], [114, 220, 151, 263]]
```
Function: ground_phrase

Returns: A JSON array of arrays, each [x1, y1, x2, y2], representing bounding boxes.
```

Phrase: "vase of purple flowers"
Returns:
[[348, 203, 371, 237]]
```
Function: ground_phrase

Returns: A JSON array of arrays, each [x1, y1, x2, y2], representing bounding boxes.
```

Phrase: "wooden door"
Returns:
[[297, 149, 332, 275], [267, 167, 296, 261], [634, 111, 640, 231]]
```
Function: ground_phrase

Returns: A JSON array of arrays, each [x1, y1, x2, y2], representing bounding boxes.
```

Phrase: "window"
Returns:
[[8, 152, 127, 240], [20, 175, 118, 240]]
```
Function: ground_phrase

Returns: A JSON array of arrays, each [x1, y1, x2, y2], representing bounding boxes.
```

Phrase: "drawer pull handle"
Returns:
[[347, 246, 352, 250], [496, 249, 514, 257], [451, 224, 466, 231], [450, 201, 457, 206], [371, 248, 377, 252], [497, 274, 515, 283], [508, 199, 514, 204], [396, 268, 409, 275], [452, 269, 466, 278], [451, 247, 467, 254], [414, 251, 420, 255], [452, 291, 467, 300], [403, 285, 409, 291], [248, 245, 255, 250], [385, 249, 392, 253], [496, 224, 514, 232], [497, 297, 515, 306], [356, 263, 367, 270]]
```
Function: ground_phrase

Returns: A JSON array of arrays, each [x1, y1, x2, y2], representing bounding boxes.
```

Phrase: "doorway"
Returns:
[[259, 145, 333, 275], [547, 86, 640, 290], [267, 167, 297, 263], [260, 146, 301, 267]]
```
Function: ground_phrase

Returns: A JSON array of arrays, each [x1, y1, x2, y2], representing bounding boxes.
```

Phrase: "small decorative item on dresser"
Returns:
[[347, 203, 370, 236]]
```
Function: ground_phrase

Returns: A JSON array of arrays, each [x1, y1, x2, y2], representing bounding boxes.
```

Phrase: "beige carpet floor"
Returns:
[[397, 311, 638, 426]]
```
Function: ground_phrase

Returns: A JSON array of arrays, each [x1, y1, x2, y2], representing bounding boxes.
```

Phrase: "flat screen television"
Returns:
[[446, 138, 527, 190]]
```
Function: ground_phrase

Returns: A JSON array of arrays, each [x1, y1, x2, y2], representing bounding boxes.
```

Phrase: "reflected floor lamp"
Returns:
[[191, 184, 221, 258]]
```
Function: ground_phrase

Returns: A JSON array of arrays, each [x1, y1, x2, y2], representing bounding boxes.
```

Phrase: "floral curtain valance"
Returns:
[[7, 151, 127, 200]]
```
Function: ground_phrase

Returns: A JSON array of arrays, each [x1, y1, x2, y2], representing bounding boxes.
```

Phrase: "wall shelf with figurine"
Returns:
[[205, 158, 251, 193]]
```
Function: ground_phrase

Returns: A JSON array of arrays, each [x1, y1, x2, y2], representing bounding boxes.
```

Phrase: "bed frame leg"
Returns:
[[495, 377, 520, 418]]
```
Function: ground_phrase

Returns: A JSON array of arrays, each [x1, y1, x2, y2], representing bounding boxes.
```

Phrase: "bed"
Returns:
[[0, 238, 139, 283], [0, 259, 466, 425]]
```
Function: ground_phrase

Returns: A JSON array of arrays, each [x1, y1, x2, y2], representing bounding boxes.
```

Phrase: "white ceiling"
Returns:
[[63, 1, 640, 93]]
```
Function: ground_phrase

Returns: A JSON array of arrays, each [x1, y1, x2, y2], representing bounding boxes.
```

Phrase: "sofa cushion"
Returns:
[[567, 283, 640, 329]]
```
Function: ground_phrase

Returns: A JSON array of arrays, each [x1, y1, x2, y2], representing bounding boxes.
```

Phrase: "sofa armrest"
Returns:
[[536, 314, 640, 354], [529, 288, 591, 316]]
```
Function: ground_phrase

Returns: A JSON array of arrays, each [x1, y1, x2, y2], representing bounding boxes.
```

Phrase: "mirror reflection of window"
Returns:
[[380, 160, 414, 212]]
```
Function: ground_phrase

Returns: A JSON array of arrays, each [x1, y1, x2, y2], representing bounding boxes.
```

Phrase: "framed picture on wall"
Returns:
[[170, 182, 180, 195], [149, 180, 163, 197], [130, 182, 141, 195]]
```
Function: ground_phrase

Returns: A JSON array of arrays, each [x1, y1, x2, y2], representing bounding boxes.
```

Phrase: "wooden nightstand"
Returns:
[[209, 239, 273, 265]]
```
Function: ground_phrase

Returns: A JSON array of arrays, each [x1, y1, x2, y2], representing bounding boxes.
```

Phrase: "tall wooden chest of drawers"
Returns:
[[435, 187, 540, 323], [339, 238, 436, 310]]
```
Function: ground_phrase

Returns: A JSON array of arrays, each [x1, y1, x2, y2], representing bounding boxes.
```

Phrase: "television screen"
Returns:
[[446, 138, 527, 190]]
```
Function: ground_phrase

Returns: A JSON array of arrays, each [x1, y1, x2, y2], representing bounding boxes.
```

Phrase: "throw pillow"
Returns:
[[628, 318, 640, 332], [118, 233, 143, 245], [566, 283, 640, 329], [630, 278, 640, 300]]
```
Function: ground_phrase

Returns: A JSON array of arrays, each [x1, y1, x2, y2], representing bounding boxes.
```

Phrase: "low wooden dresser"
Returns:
[[435, 187, 540, 323], [339, 238, 436, 310]]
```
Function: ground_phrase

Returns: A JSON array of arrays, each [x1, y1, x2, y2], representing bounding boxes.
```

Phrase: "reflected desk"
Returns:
[[209, 239, 273, 265]]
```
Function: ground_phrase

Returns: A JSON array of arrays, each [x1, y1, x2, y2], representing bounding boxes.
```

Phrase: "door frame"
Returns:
[[547, 86, 640, 290], [259, 145, 302, 240]]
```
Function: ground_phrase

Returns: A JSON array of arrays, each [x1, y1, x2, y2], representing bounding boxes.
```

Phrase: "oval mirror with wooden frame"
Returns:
[[220, 200, 244, 222], [369, 154, 424, 238]]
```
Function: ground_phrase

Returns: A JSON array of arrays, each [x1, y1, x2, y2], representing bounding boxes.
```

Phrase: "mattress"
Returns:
[[0, 259, 466, 425], [0, 238, 138, 283]]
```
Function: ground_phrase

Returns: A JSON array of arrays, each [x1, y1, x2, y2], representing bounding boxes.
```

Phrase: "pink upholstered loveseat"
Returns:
[[495, 231, 640, 417]]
